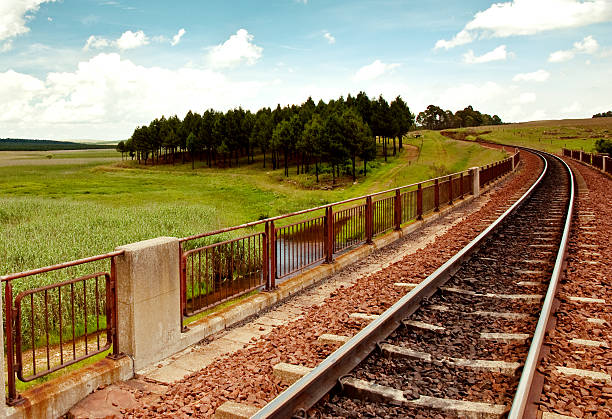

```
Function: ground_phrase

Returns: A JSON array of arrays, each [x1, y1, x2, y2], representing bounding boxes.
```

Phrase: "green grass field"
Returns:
[[443, 117, 612, 154], [0, 134, 505, 281]]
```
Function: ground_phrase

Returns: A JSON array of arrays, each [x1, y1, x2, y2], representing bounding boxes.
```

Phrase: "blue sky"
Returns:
[[1, 0, 611, 140]]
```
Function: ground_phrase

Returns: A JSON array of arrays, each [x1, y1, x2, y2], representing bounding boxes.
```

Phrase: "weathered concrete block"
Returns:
[[317, 334, 350, 345], [272, 363, 313, 385], [115, 237, 181, 370], [214, 401, 259, 419]]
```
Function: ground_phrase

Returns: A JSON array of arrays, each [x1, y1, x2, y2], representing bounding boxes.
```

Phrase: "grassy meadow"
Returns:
[[445, 117, 612, 153], [0, 132, 506, 281]]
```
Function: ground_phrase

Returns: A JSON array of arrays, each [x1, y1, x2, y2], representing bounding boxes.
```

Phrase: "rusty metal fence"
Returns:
[[1, 252, 123, 405], [1, 150, 520, 404], [562, 148, 611, 174], [178, 151, 520, 327]]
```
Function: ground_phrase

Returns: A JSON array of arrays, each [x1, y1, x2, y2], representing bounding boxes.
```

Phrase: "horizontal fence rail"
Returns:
[[562, 148, 611, 175], [178, 150, 520, 328], [1, 251, 123, 405]]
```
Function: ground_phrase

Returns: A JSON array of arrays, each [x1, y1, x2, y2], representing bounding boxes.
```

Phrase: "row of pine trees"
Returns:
[[117, 92, 414, 182]]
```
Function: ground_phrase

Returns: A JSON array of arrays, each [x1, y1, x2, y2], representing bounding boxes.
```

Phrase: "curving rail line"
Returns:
[[252, 149, 575, 419]]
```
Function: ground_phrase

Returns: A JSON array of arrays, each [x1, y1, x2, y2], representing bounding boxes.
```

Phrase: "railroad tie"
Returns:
[[428, 304, 530, 320], [213, 401, 259, 419], [340, 377, 508, 419], [380, 343, 521, 375]]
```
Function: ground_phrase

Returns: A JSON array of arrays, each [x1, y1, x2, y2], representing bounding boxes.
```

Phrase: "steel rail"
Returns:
[[508, 152, 575, 418], [252, 149, 547, 419]]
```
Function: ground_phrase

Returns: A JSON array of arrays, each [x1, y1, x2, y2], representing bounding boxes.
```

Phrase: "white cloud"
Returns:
[[561, 101, 582, 113], [116, 30, 149, 50], [435, 0, 612, 49], [323, 32, 335, 44], [0, 53, 265, 139], [463, 45, 508, 64], [171, 28, 186, 46], [0, 0, 57, 42], [47, 16, 52, 22], [208, 29, 263, 69], [549, 35, 600, 62], [548, 49, 576, 62], [511, 92, 537, 104], [513, 69, 550, 82], [1, 41, 13, 52], [83, 35, 111, 51], [353, 60, 400, 82], [83, 30, 150, 51]]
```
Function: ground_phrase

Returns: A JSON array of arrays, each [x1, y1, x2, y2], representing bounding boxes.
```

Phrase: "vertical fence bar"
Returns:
[[417, 183, 423, 220], [366, 196, 373, 243], [325, 207, 334, 263], [434, 179, 440, 212], [269, 221, 276, 289], [394, 189, 401, 231], [459, 172, 464, 199], [5, 281, 18, 404], [263, 222, 269, 290], [448, 175, 453, 205]]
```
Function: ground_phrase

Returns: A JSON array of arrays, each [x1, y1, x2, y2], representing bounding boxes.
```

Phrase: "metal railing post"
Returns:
[[416, 183, 423, 220], [394, 189, 401, 231], [448, 175, 453, 205], [269, 221, 276, 288], [5, 282, 18, 405], [178, 243, 187, 331], [324, 207, 334, 263], [263, 222, 270, 290], [434, 179, 439, 212], [459, 172, 464, 199], [366, 196, 373, 243]]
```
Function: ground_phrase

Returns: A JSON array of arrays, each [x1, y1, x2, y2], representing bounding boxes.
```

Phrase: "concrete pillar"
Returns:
[[470, 167, 480, 197], [115, 237, 181, 370]]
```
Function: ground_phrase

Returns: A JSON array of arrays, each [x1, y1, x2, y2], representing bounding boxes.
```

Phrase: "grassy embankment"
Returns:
[[442, 117, 612, 153]]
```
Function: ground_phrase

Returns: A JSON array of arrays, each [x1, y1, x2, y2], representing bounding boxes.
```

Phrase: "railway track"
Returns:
[[252, 150, 575, 418]]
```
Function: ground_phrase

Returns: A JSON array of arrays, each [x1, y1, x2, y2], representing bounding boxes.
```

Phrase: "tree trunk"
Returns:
[[263, 150, 266, 168], [352, 156, 356, 182], [315, 161, 319, 182], [364, 159, 367, 176], [332, 164, 335, 185], [399, 135, 403, 150], [384, 137, 388, 162], [393, 137, 396, 156], [284, 151, 288, 177]]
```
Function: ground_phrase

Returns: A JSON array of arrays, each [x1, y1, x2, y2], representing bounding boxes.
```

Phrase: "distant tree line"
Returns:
[[118, 92, 414, 182], [416, 105, 502, 130], [0, 138, 114, 151], [592, 111, 612, 118]]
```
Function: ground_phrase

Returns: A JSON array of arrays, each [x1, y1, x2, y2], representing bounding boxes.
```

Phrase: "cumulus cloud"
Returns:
[[549, 35, 599, 62], [0, 0, 57, 42], [435, 0, 612, 49], [463, 45, 508, 63], [116, 30, 149, 50], [0, 53, 265, 138], [513, 69, 550, 82], [353, 60, 400, 82], [83, 35, 111, 51], [208, 29, 263, 69], [324, 32, 335, 44], [171, 28, 186, 46], [83, 30, 150, 51]]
